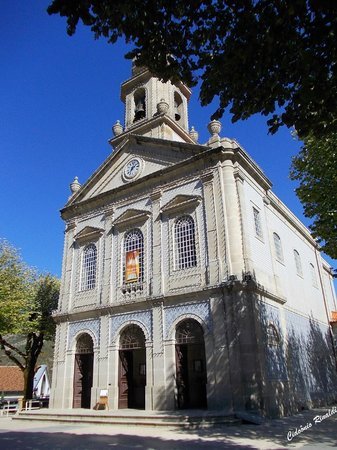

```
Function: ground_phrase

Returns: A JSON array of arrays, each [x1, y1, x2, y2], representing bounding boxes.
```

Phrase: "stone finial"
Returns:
[[112, 120, 123, 136], [189, 126, 199, 143], [70, 176, 81, 195], [207, 119, 222, 137], [157, 99, 169, 114]]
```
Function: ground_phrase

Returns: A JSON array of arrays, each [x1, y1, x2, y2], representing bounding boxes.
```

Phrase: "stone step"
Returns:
[[13, 410, 241, 428]]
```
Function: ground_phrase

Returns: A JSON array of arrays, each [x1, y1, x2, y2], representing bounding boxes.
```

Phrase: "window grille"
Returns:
[[120, 325, 145, 349], [310, 263, 317, 286], [253, 207, 263, 238], [273, 233, 284, 262], [293, 250, 303, 276], [76, 334, 94, 354], [123, 228, 144, 289], [174, 215, 197, 270], [80, 243, 97, 291], [267, 324, 280, 347], [176, 319, 204, 344]]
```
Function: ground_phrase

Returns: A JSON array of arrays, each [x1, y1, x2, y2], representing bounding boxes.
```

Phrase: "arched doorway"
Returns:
[[118, 325, 146, 409], [175, 319, 207, 409], [73, 334, 94, 409]]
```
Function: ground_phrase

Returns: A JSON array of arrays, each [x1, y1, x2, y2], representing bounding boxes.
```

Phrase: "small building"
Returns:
[[0, 365, 50, 402], [50, 63, 337, 418]]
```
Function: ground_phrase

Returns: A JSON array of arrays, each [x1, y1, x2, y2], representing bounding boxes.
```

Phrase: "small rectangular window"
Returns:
[[253, 207, 263, 239]]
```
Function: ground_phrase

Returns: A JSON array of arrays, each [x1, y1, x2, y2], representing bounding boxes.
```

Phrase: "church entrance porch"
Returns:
[[118, 325, 146, 409], [175, 319, 207, 409], [73, 334, 94, 409]]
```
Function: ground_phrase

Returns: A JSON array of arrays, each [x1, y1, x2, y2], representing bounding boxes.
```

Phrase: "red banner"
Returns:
[[125, 250, 140, 283]]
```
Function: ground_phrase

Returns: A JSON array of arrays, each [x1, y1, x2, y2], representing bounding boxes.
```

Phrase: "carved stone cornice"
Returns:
[[113, 208, 151, 229], [161, 194, 202, 216]]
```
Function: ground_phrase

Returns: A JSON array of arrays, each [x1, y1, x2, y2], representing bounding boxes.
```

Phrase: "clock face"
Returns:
[[124, 158, 141, 179]]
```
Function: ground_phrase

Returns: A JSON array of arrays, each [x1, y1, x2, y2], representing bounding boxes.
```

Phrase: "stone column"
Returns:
[[201, 172, 219, 285], [151, 302, 166, 410], [101, 207, 114, 305], [150, 190, 162, 296], [220, 155, 245, 279], [206, 296, 232, 411], [234, 169, 253, 274], [164, 339, 176, 410], [61, 220, 76, 313], [107, 343, 119, 410]]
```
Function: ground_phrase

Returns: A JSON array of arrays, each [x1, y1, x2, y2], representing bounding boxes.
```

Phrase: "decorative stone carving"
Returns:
[[112, 120, 123, 136], [68, 319, 100, 349], [157, 99, 169, 114], [110, 310, 153, 343], [70, 176, 81, 195], [207, 119, 222, 137], [189, 126, 199, 143], [164, 301, 212, 339]]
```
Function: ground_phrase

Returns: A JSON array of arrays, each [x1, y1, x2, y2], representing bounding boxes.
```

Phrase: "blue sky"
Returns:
[[1, 1, 335, 283]]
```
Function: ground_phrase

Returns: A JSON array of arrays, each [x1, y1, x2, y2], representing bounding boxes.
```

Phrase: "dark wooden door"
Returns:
[[118, 351, 133, 409], [73, 353, 93, 409], [175, 344, 207, 409], [175, 345, 189, 409]]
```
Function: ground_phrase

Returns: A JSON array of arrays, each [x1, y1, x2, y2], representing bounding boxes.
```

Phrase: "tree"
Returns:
[[47, 0, 337, 262], [0, 240, 59, 403], [47, 0, 337, 138], [291, 133, 337, 263]]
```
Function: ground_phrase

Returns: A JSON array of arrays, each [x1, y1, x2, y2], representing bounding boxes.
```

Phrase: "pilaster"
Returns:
[[150, 190, 162, 296], [221, 157, 245, 278], [101, 207, 114, 304], [201, 172, 219, 285]]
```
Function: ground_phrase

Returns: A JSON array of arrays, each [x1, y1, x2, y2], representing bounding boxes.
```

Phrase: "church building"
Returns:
[[50, 63, 337, 418]]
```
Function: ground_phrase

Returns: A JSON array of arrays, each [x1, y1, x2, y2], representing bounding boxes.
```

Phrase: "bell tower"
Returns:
[[110, 62, 197, 145]]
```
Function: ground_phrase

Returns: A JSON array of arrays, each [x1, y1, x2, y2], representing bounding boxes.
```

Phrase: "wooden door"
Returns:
[[118, 351, 133, 409], [175, 345, 189, 409], [73, 353, 93, 409]]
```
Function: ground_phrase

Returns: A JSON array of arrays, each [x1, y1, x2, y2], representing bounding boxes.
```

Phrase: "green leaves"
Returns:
[[0, 240, 60, 336], [291, 133, 337, 263]]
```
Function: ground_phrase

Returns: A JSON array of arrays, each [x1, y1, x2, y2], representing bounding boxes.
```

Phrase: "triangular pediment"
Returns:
[[161, 194, 201, 215], [74, 226, 104, 243], [66, 135, 205, 207], [113, 208, 151, 229]]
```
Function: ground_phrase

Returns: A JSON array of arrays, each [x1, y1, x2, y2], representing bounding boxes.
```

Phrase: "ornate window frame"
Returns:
[[174, 215, 197, 270], [161, 195, 201, 276], [73, 226, 104, 294]]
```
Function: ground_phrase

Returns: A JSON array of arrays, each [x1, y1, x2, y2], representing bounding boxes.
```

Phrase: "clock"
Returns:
[[123, 158, 142, 180]]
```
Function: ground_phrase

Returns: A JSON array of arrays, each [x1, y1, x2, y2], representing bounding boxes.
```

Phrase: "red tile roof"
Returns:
[[0, 366, 24, 392]]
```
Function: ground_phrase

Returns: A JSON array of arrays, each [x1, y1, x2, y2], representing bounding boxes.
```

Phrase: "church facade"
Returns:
[[50, 64, 337, 417]]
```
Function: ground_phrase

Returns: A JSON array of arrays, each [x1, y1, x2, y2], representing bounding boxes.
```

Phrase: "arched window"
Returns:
[[293, 249, 303, 276], [273, 233, 284, 262], [174, 92, 183, 122], [174, 216, 197, 270], [123, 228, 144, 286], [80, 244, 97, 291], [266, 324, 280, 347], [133, 88, 146, 122], [310, 263, 317, 286], [253, 207, 263, 239]]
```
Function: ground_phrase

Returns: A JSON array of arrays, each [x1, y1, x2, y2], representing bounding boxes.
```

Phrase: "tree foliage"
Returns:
[[0, 240, 60, 401], [291, 133, 337, 262], [47, 1, 337, 262], [47, 0, 337, 138]]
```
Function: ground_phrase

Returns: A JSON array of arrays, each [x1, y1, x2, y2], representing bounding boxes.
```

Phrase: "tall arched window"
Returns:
[[175, 215, 197, 270], [293, 249, 303, 276], [123, 228, 144, 286], [310, 263, 317, 287], [273, 232, 284, 262], [80, 244, 97, 291]]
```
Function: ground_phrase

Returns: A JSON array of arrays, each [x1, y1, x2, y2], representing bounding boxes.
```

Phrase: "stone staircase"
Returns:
[[13, 408, 241, 429]]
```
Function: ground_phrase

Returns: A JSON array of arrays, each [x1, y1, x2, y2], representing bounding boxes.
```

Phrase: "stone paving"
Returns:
[[0, 405, 336, 449]]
